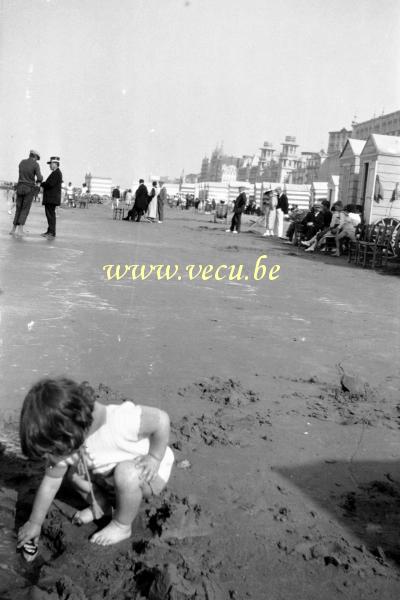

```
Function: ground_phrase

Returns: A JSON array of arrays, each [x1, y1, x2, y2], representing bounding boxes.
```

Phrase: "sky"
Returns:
[[0, 0, 399, 188]]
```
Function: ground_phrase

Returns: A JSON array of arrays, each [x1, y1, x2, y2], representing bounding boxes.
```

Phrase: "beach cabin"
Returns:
[[197, 181, 229, 204], [310, 181, 328, 206], [180, 182, 197, 198], [357, 134, 400, 224], [284, 184, 311, 210], [327, 175, 340, 207], [338, 139, 366, 207], [85, 175, 112, 198]]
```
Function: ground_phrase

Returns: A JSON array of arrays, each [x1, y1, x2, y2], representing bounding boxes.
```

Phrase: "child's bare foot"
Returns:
[[72, 506, 98, 525], [90, 520, 131, 546]]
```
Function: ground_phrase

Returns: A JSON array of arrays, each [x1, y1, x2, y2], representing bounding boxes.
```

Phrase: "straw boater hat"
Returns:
[[263, 186, 273, 195], [47, 156, 60, 165], [29, 149, 40, 160]]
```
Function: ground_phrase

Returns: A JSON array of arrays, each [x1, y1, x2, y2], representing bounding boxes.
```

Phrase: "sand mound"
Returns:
[[179, 376, 260, 408]]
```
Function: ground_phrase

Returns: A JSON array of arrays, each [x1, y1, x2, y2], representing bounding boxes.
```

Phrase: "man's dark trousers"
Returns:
[[157, 198, 164, 222], [45, 205, 56, 236], [13, 188, 35, 226], [230, 212, 242, 232]]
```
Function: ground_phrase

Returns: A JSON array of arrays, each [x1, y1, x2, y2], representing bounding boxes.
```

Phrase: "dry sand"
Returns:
[[1, 202, 400, 599]]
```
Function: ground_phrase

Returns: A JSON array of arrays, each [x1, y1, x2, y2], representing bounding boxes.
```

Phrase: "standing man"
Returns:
[[9, 149, 43, 236], [226, 186, 247, 234], [157, 182, 167, 223], [41, 157, 63, 238], [112, 185, 120, 208], [124, 179, 148, 221], [275, 186, 289, 238]]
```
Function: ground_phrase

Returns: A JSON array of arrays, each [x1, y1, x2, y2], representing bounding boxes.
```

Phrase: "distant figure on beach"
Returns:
[[157, 182, 167, 223], [125, 189, 133, 206], [17, 377, 174, 547], [124, 179, 149, 221], [275, 186, 289, 238], [147, 181, 158, 222], [41, 157, 62, 238], [66, 182, 74, 206], [112, 186, 120, 208], [226, 186, 247, 234], [262, 188, 275, 237], [9, 149, 43, 236]]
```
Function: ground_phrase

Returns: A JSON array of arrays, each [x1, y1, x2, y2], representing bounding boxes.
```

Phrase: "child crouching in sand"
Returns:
[[17, 377, 174, 548]]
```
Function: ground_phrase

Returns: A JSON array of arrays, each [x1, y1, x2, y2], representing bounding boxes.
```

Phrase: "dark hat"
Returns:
[[47, 156, 60, 165], [29, 149, 41, 160]]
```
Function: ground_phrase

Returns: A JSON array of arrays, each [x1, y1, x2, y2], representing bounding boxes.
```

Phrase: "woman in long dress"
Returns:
[[147, 181, 158, 222]]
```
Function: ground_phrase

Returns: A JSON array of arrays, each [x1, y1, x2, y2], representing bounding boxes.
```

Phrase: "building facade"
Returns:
[[327, 128, 352, 155], [352, 110, 400, 139]]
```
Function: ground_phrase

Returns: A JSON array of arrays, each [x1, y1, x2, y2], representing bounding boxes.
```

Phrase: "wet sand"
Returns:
[[1, 201, 400, 599]]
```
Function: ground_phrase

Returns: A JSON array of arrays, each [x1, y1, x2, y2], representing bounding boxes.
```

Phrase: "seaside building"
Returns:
[[352, 110, 400, 139], [199, 144, 240, 182], [327, 128, 352, 155]]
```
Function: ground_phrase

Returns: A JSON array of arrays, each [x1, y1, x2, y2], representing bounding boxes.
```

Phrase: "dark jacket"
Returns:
[[112, 188, 120, 199], [234, 192, 247, 214], [323, 209, 332, 228], [277, 192, 289, 214], [134, 183, 149, 210], [17, 157, 43, 189], [42, 168, 63, 206], [302, 209, 325, 232]]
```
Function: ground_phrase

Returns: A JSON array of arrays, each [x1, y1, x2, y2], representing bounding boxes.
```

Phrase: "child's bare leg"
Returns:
[[66, 469, 111, 524], [90, 461, 152, 546]]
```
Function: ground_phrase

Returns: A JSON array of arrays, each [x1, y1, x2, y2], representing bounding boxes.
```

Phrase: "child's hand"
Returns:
[[133, 454, 160, 483], [17, 520, 41, 548]]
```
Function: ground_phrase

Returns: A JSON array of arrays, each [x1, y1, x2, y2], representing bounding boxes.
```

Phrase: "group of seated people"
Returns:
[[285, 200, 362, 257]]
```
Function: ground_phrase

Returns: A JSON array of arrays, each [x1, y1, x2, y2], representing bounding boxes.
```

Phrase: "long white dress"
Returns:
[[147, 188, 158, 220]]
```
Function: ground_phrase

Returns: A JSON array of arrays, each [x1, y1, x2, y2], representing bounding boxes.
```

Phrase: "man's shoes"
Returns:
[[305, 246, 315, 252], [233, 231, 238, 234], [122, 217, 129, 221], [41, 232, 49, 237], [225, 229, 231, 233], [158, 221, 163, 223], [301, 240, 311, 247], [262, 231, 270, 237]]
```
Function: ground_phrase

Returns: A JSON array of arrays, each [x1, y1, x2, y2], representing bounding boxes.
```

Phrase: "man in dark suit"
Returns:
[[10, 149, 43, 236], [41, 157, 62, 238], [226, 186, 247, 233], [124, 179, 149, 221]]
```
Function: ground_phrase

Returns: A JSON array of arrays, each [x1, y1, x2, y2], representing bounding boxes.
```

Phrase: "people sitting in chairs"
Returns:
[[300, 202, 327, 240], [284, 205, 308, 243], [331, 204, 361, 257], [301, 200, 332, 252]]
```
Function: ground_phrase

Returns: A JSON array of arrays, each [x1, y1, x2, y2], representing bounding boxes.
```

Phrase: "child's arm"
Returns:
[[17, 469, 66, 548], [134, 406, 170, 483]]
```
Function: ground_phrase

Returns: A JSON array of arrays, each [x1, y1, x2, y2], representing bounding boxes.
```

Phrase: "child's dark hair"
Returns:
[[19, 377, 95, 460]]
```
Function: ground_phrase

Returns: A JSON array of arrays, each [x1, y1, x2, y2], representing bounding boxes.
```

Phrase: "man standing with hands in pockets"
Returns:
[[41, 156, 62, 238]]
